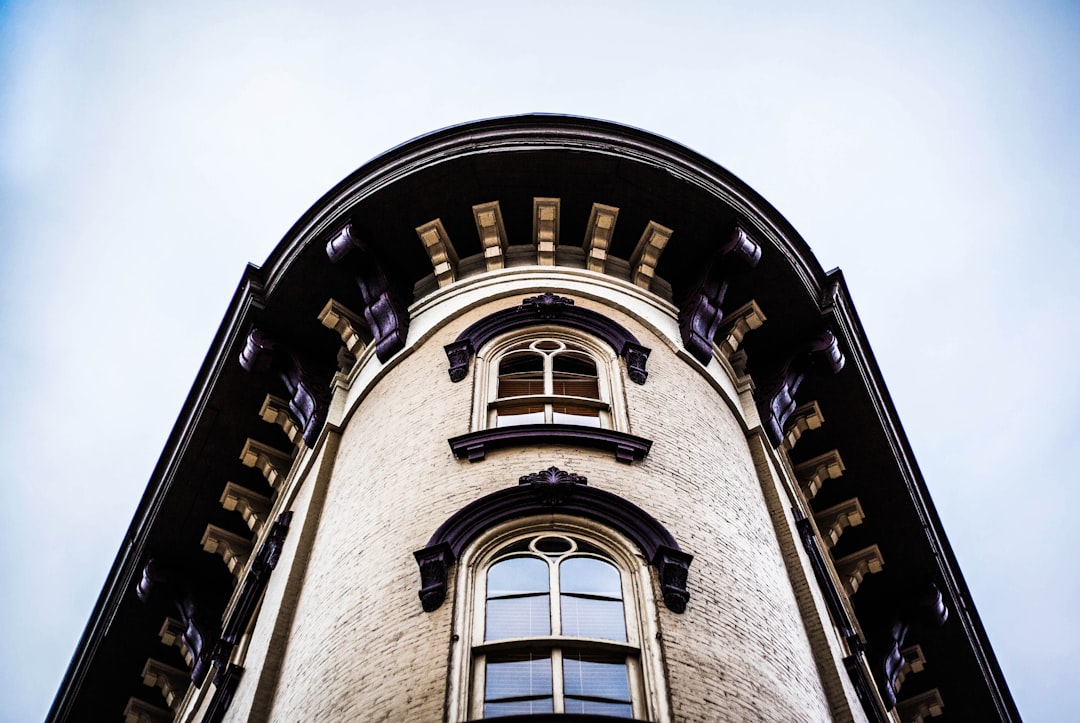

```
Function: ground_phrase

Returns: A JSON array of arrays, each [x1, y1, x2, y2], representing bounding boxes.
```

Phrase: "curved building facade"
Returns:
[[50, 116, 1017, 722]]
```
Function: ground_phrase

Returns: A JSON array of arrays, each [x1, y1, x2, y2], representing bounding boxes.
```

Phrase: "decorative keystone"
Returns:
[[717, 300, 766, 358], [814, 497, 865, 548], [239, 438, 293, 490], [794, 449, 845, 499], [834, 544, 884, 595], [258, 394, 302, 446], [520, 291, 574, 318], [159, 617, 195, 669], [897, 689, 944, 723], [416, 218, 459, 287], [200, 525, 254, 578], [141, 658, 190, 710], [123, 697, 173, 723], [518, 466, 588, 506], [629, 221, 673, 289], [220, 482, 272, 533], [782, 401, 825, 451], [582, 203, 619, 273], [473, 201, 509, 271], [318, 299, 369, 357], [533, 198, 561, 266]]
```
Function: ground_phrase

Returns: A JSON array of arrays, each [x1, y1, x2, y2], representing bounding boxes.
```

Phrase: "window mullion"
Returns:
[[552, 648, 565, 714]]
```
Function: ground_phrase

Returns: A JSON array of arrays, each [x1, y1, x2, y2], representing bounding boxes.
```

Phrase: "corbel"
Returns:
[[892, 645, 926, 694], [870, 583, 949, 708], [717, 299, 766, 359], [756, 330, 845, 447], [200, 525, 254, 578], [258, 394, 302, 446], [415, 218, 459, 287], [220, 482, 272, 534], [239, 438, 293, 490], [140, 658, 190, 710], [159, 617, 195, 669], [123, 697, 173, 723], [677, 226, 762, 365], [325, 223, 411, 362], [135, 559, 221, 683], [814, 497, 865, 548], [794, 449, 845, 499], [318, 298, 369, 360], [897, 689, 944, 723], [782, 401, 825, 451], [239, 327, 332, 447], [473, 201, 509, 271], [834, 544, 884, 595], [533, 198, 560, 265], [629, 221, 673, 289], [582, 203, 619, 273]]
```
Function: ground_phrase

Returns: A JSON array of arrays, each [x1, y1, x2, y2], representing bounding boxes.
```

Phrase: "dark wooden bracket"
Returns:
[[756, 330, 844, 446], [240, 329, 331, 447]]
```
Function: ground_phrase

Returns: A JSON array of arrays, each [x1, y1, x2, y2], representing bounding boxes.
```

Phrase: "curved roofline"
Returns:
[[255, 113, 829, 304]]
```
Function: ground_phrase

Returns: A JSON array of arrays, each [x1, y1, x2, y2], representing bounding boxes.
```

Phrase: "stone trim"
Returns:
[[628, 221, 672, 289], [123, 697, 172, 723], [448, 424, 652, 464], [258, 394, 303, 446], [414, 466, 691, 613], [416, 218, 459, 287], [444, 293, 650, 384], [532, 197, 561, 266], [239, 438, 293, 490], [472, 201, 509, 271], [794, 449, 845, 499], [200, 525, 253, 578], [158, 617, 194, 669], [781, 401, 824, 451], [140, 658, 189, 710], [835, 545, 885, 596], [582, 203, 618, 273], [317, 299, 369, 357], [897, 689, 944, 723], [717, 299, 765, 359], [814, 497, 865, 548], [220, 482, 272, 534]]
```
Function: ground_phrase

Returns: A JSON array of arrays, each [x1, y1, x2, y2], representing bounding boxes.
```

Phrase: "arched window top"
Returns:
[[444, 293, 650, 385], [413, 467, 692, 615]]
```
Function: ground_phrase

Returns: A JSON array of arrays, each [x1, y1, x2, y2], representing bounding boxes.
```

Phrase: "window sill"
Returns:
[[448, 425, 652, 464]]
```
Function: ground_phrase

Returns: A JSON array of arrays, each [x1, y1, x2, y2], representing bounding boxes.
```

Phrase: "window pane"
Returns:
[[565, 699, 634, 717], [553, 354, 597, 377], [485, 654, 553, 716], [486, 596, 551, 639], [561, 558, 621, 596], [500, 354, 544, 375], [489, 557, 549, 596], [498, 378, 545, 398], [551, 407, 601, 427], [563, 654, 631, 703], [495, 409, 546, 427], [560, 596, 626, 640]]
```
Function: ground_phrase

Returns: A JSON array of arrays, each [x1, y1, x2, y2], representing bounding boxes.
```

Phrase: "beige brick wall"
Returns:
[[245, 272, 841, 722]]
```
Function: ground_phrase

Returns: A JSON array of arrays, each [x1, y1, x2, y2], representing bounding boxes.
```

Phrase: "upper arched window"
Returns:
[[474, 329, 628, 432]]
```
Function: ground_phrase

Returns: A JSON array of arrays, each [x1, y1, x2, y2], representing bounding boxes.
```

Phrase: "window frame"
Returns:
[[447, 515, 671, 722], [472, 328, 630, 433]]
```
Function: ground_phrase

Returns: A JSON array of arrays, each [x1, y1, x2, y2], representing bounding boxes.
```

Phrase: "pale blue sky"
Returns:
[[2, 1, 1077, 719]]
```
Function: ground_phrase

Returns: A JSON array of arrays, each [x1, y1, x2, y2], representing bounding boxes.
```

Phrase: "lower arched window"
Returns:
[[449, 517, 669, 721]]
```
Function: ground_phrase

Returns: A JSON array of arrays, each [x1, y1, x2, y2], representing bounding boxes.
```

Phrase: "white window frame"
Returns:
[[471, 327, 630, 433], [446, 515, 671, 722]]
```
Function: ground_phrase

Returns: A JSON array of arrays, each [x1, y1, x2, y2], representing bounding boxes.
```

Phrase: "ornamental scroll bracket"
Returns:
[[240, 328, 332, 448], [413, 466, 692, 614], [677, 225, 762, 365], [326, 223, 411, 363], [444, 293, 651, 384], [755, 330, 845, 447]]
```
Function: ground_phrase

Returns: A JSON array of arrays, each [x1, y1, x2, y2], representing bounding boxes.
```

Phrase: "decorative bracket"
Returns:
[[756, 330, 845, 447], [445, 293, 651, 384], [326, 223, 411, 362], [240, 328, 331, 447], [582, 203, 619, 273], [473, 201, 509, 271], [677, 225, 762, 365]]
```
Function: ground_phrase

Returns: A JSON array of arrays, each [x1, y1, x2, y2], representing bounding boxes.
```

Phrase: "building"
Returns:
[[49, 115, 1018, 722]]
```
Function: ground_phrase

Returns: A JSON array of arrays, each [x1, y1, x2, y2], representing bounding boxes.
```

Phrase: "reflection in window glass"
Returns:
[[485, 654, 554, 717], [560, 558, 626, 641], [563, 654, 632, 718], [486, 557, 550, 640]]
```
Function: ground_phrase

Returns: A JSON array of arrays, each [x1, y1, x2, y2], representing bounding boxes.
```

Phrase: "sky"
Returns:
[[1, 0, 1077, 720]]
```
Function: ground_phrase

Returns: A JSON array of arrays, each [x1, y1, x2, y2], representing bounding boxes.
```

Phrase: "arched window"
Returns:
[[447, 517, 671, 721], [475, 329, 628, 432]]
